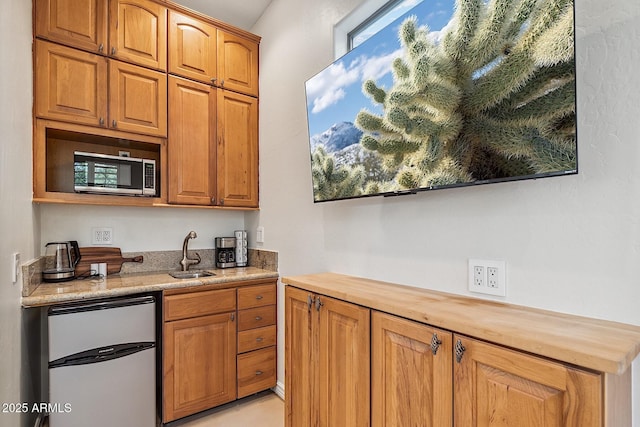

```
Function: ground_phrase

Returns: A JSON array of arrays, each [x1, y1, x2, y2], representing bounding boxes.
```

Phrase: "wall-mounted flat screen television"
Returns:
[[305, 0, 577, 202]]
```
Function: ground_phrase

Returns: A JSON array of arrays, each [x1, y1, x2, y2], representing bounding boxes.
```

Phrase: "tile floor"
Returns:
[[169, 391, 284, 427]]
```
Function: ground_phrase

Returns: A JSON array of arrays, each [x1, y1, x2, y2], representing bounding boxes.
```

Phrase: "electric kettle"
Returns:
[[42, 241, 81, 282]]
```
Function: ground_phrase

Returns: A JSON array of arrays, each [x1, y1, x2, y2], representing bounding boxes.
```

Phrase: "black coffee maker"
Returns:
[[215, 237, 236, 268]]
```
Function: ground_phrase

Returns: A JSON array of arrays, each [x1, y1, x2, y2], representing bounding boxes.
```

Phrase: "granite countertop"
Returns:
[[22, 267, 279, 308]]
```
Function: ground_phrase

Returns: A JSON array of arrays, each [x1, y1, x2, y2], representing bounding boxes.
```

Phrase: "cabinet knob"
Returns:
[[220, 79, 225, 87], [306, 295, 313, 311], [211, 197, 216, 204], [315, 296, 323, 312], [99, 117, 105, 126], [256, 337, 264, 343], [455, 339, 466, 363], [255, 295, 263, 300], [255, 370, 263, 376], [431, 333, 442, 355], [111, 47, 116, 55], [98, 43, 104, 53], [231, 313, 235, 321], [112, 120, 117, 128], [255, 316, 263, 321], [220, 198, 225, 205], [211, 78, 217, 86]]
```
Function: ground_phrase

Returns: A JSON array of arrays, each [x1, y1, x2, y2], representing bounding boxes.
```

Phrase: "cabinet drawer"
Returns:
[[237, 346, 276, 398], [165, 288, 236, 321], [237, 305, 276, 331], [237, 325, 276, 353], [238, 283, 276, 309]]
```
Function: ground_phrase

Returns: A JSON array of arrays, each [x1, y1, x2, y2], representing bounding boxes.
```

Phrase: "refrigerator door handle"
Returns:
[[49, 342, 155, 368]]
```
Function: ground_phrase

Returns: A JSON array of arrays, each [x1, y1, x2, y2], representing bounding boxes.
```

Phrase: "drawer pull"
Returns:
[[255, 316, 263, 321], [256, 337, 264, 342], [255, 370, 263, 376], [256, 295, 263, 300]]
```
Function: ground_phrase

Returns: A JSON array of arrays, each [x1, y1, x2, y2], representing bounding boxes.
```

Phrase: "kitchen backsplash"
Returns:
[[21, 248, 278, 297]]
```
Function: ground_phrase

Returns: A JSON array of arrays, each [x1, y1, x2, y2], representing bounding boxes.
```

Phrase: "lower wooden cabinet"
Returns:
[[236, 283, 277, 398], [454, 335, 601, 427], [163, 288, 237, 423], [285, 286, 370, 427], [284, 276, 633, 427], [372, 311, 453, 427], [163, 279, 277, 423]]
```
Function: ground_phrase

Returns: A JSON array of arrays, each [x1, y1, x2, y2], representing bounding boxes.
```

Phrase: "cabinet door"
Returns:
[[285, 287, 315, 427], [168, 76, 216, 205], [318, 295, 370, 427], [168, 11, 217, 84], [35, 40, 107, 127], [454, 335, 602, 427], [109, 0, 167, 71], [217, 30, 259, 97], [216, 90, 259, 207], [35, 0, 108, 53], [109, 59, 167, 137], [372, 311, 453, 427], [163, 312, 237, 423]]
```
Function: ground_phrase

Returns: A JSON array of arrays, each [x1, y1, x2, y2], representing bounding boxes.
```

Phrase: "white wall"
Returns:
[[0, 0, 37, 426], [251, 0, 640, 424]]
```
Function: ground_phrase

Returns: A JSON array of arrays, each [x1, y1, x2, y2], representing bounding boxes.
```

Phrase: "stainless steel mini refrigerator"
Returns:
[[47, 295, 156, 427]]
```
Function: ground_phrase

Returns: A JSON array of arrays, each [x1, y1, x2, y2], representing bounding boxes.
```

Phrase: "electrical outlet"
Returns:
[[92, 227, 113, 245], [473, 265, 484, 287], [487, 267, 499, 288], [468, 259, 506, 296]]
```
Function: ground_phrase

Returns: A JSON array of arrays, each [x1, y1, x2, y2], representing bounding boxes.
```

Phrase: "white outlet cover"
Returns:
[[468, 259, 506, 297]]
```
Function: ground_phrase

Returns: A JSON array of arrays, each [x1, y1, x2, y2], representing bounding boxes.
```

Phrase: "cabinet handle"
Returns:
[[455, 339, 466, 363], [256, 337, 264, 342], [98, 43, 104, 53], [112, 120, 117, 128], [306, 295, 313, 311], [255, 295, 263, 300], [431, 333, 442, 355], [255, 316, 263, 321], [231, 313, 235, 322], [315, 296, 323, 312], [255, 370, 263, 376], [99, 117, 105, 126], [111, 47, 116, 55]]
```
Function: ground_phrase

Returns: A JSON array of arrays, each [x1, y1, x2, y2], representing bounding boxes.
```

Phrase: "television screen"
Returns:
[[305, 0, 577, 202]]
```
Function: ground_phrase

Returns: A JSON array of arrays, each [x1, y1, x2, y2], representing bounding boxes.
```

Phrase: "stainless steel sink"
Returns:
[[168, 270, 216, 279]]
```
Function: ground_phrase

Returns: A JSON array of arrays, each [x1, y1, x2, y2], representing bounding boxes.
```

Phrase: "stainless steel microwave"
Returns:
[[73, 151, 157, 196]]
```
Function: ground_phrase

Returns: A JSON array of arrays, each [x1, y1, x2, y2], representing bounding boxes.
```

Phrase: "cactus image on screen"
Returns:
[[305, 0, 576, 202]]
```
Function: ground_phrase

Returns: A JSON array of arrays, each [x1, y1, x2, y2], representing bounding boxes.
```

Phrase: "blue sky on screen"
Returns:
[[305, 0, 457, 137]]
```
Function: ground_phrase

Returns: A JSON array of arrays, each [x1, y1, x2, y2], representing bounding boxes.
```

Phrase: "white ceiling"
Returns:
[[172, 0, 273, 31]]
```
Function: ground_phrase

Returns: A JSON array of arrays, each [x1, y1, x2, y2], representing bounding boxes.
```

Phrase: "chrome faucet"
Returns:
[[180, 231, 201, 271]]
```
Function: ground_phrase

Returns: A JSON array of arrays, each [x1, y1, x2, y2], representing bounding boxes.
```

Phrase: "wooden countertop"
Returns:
[[282, 272, 640, 375], [22, 267, 278, 308]]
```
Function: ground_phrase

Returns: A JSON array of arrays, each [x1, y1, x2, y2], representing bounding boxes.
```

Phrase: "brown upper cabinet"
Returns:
[[168, 11, 217, 85], [36, 0, 167, 71], [169, 11, 258, 97], [35, 0, 108, 53], [217, 30, 259, 97], [35, 39, 167, 137], [109, 0, 167, 71], [216, 90, 259, 207], [168, 75, 217, 206], [33, 0, 260, 209]]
